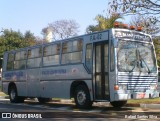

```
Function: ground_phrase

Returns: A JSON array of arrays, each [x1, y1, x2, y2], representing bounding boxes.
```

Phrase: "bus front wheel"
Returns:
[[110, 101, 127, 108], [74, 85, 92, 109]]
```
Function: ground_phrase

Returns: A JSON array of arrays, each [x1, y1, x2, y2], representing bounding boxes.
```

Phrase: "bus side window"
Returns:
[[14, 51, 27, 70], [85, 44, 92, 72], [43, 43, 60, 66], [62, 39, 83, 64], [110, 40, 115, 71], [7, 53, 15, 70], [27, 47, 42, 68]]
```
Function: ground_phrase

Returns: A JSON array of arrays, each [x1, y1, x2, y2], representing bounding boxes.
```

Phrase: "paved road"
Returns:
[[0, 99, 160, 121]]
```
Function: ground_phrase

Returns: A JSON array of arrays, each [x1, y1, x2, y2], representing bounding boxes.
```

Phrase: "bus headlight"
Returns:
[[119, 84, 127, 90]]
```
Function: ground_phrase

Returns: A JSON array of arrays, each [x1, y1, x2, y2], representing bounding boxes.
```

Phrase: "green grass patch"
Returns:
[[128, 98, 160, 104]]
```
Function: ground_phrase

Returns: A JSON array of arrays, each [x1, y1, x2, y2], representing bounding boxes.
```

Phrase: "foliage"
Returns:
[[109, 0, 160, 29], [0, 29, 38, 69], [109, 0, 160, 16], [0, 29, 23, 56], [42, 19, 80, 40], [86, 13, 122, 33], [23, 30, 37, 46], [129, 15, 160, 36], [153, 38, 160, 67]]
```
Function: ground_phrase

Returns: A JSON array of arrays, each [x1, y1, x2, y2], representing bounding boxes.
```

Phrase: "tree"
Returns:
[[86, 13, 122, 33], [23, 31, 37, 47], [109, 0, 160, 24], [0, 29, 39, 69], [0, 29, 24, 68], [153, 37, 160, 67], [129, 15, 160, 36], [0, 29, 24, 51], [42, 19, 80, 40], [109, 0, 160, 16]]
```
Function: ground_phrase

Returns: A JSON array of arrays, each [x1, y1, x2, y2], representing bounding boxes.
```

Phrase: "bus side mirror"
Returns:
[[113, 38, 118, 48]]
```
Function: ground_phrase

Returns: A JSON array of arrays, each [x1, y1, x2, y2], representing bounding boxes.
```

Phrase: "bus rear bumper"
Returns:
[[114, 91, 160, 101]]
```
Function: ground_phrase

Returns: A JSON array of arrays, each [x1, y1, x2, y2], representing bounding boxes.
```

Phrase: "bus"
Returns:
[[2, 23, 159, 108]]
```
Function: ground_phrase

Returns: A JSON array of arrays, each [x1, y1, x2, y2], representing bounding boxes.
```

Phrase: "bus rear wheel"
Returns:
[[38, 97, 52, 103], [110, 101, 127, 108], [74, 85, 92, 109]]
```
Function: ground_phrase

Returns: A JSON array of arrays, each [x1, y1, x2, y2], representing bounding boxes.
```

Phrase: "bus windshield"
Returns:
[[117, 40, 157, 73]]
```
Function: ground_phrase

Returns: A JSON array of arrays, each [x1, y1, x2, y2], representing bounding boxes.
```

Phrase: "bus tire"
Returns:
[[38, 97, 52, 103], [74, 85, 92, 109], [110, 101, 127, 108], [9, 85, 19, 103]]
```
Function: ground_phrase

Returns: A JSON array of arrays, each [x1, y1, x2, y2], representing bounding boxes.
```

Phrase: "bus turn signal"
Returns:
[[137, 26, 142, 31], [130, 26, 135, 30], [114, 85, 119, 90]]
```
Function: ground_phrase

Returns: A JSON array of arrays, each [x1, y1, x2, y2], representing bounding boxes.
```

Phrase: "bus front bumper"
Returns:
[[114, 90, 160, 101]]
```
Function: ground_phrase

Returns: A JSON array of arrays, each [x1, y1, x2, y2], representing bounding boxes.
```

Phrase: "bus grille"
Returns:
[[118, 74, 157, 90]]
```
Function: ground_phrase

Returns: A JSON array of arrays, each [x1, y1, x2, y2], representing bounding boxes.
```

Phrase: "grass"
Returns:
[[0, 86, 8, 97], [127, 98, 160, 104]]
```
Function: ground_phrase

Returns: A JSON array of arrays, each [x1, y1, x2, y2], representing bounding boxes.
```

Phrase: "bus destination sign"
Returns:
[[114, 30, 151, 42]]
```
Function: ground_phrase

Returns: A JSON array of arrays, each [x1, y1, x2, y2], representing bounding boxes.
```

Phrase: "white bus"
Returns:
[[2, 24, 159, 108]]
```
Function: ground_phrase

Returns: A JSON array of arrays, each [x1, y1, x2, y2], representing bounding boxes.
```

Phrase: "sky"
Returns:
[[0, 0, 111, 38]]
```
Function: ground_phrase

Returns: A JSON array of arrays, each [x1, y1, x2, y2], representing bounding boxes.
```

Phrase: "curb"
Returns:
[[140, 104, 160, 109], [0, 96, 9, 99], [0, 96, 4, 99]]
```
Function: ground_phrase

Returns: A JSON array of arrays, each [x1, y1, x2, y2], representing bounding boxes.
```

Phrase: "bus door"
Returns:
[[94, 41, 109, 100]]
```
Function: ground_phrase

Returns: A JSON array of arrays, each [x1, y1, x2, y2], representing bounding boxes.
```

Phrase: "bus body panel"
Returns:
[[39, 80, 72, 98], [2, 69, 27, 96], [39, 64, 92, 99], [2, 81, 27, 96], [41, 64, 91, 80], [2, 82, 8, 94], [27, 68, 41, 97], [39, 79, 93, 99]]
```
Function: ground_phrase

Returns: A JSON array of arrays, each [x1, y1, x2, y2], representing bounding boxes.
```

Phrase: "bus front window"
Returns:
[[117, 40, 157, 73]]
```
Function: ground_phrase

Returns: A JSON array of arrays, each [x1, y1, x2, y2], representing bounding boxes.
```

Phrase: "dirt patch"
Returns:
[[0, 91, 8, 96]]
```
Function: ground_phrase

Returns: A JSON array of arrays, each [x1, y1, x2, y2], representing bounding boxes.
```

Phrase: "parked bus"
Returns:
[[2, 23, 159, 108]]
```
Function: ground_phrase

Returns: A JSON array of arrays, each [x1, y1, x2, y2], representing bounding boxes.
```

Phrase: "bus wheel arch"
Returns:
[[8, 82, 17, 95], [8, 82, 18, 103], [70, 81, 88, 98], [70, 81, 93, 109], [8, 82, 24, 103]]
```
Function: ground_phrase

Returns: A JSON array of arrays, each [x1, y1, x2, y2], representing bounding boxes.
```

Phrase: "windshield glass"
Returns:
[[117, 40, 157, 73]]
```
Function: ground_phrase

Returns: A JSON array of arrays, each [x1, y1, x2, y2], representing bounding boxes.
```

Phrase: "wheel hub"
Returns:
[[77, 91, 86, 105], [10, 89, 16, 100]]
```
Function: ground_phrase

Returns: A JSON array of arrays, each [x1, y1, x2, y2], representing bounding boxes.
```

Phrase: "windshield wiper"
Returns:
[[128, 60, 137, 73], [140, 59, 151, 73], [138, 50, 151, 74]]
